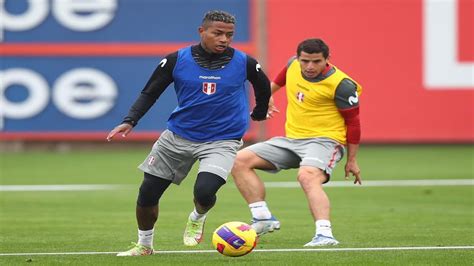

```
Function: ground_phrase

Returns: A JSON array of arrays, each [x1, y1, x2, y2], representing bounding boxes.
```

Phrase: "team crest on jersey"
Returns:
[[202, 82, 217, 95], [296, 91, 305, 102], [147, 156, 155, 166]]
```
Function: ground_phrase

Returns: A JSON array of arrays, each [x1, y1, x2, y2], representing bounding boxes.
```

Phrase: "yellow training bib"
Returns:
[[285, 59, 362, 144]]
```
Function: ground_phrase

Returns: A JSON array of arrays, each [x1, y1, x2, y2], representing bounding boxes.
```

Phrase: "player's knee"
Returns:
[[194, 190, 217, 207], [297, 168, 326, 186], [193, 172, 225, 207], [137, 173, 171, 207], [232, 150, 253, 174], [194, 180, 218, 207]]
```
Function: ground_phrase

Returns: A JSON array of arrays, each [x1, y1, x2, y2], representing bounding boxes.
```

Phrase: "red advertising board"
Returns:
[[265, 0, 473, 142]]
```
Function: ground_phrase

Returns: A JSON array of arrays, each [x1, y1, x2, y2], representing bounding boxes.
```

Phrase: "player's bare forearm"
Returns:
[[266, 82, 282, 119], [345, 143, 362, 184], [270, 82, 282, 94], [346, 143, 359, 162]]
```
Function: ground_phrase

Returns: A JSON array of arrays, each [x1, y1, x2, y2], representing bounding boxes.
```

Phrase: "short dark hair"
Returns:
[[297, 38, 330, 58], [202, 10, 236, 27]]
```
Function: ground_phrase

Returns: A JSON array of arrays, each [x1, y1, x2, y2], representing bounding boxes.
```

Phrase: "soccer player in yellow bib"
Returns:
[[231, 38, 362, 247]]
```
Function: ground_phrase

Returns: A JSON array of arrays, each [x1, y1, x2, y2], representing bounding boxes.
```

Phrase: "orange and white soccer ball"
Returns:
[[212, 221, 258, 257]]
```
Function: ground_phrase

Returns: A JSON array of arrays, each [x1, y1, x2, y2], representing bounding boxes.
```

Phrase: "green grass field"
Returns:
[[1, 145, 473, 265]]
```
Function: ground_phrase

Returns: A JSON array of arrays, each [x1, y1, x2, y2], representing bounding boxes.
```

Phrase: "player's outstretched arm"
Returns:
[[106, 123, 133, 141]]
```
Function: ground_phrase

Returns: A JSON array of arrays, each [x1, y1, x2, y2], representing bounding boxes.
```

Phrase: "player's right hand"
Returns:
[[106, 123, 133, 141], [250, 105, 268, 121]]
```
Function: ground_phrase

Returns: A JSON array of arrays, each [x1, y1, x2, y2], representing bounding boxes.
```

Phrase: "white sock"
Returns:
[[138, 228, 154, 248], [189, 208, 207, 221], [315, 220, 334, 238], [249, 201, 272, 219]]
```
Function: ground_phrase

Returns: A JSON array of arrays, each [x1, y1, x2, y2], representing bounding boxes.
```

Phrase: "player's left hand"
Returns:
[[345, 160, 362, 185]]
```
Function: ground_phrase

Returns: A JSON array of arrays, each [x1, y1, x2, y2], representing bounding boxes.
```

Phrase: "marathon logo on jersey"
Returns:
[[296, 91, 305, 102], [202, 82, 217, 95]]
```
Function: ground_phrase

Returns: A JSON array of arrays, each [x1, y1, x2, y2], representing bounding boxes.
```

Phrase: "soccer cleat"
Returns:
[[116, 242, 154, 256], [183, 216, 206, 246], [250, 216, 281, 236], [303, 234, 339, 247]]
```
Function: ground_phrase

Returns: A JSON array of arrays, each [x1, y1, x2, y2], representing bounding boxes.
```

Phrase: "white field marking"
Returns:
[[0, 246, 473, 256], [265, 179, 474, 188], [0, 179, 473, 192], [0, 184, 126, 192]]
